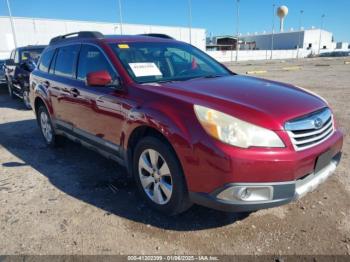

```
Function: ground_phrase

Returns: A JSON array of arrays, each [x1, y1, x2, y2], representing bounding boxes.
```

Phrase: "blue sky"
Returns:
[[0, 0, 349, 42]]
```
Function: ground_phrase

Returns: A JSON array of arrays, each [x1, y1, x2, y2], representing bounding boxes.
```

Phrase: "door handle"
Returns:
[[70, 88, 80, 97]]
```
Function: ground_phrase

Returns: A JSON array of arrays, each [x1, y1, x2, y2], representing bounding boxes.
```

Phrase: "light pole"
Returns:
[[318, 14, 325, 55], [297, 10, 304, 59], [270, 3, 275, 59], [118, 0, 123, 35], [188, 0, 192, 44], [235, 0, 240, 62], [6, 0, 17, 48]]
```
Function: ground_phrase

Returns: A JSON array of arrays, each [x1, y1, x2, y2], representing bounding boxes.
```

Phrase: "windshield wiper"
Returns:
[[203, 74, 222, 78], [142, 79, 179, 84], [153, 79, 179, 84], [142, 75, 224, 84], [185, 74, 223, 81]]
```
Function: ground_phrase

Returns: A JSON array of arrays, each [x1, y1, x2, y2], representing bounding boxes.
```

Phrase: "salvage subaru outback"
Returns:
[[30, 31, 343, 215]]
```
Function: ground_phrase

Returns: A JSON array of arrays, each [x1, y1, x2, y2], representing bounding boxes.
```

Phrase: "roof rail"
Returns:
[[139, 33, 174, 39], [49, 31, 104, 45]]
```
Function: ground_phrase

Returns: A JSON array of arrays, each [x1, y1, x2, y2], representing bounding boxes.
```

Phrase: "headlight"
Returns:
[[194, 105, 285, 148]]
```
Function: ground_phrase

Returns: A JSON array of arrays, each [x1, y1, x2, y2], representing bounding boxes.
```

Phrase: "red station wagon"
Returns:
[[30, 31, 343, 215]]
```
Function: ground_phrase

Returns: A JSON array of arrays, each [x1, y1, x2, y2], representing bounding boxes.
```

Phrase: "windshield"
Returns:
[[20, 48, 44, 63], [109, 42, 231, 83]]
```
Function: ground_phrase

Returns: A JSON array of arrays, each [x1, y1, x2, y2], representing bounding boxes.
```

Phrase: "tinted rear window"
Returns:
[[54, 45, 80, 78], [38, 49, 55, 73]]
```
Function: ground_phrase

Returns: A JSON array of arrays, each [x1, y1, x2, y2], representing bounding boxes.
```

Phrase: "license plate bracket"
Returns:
[[315, 149, 333, 174]]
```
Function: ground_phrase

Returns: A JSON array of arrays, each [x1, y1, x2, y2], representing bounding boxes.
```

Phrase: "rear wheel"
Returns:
[[23, 90, 31, 109], [133, 136, 192, 215], [37, 105, 61, 147]]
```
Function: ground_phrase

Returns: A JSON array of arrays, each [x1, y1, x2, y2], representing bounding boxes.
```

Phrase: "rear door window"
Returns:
[[53, 45, 80, 78], [38, 49, 55, 73]]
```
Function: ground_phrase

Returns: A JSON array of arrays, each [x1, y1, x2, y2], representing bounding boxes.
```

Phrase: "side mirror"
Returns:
[[86, 70, 122, 90], [5, 59, 15, 66], [20, 60, 36, 72]]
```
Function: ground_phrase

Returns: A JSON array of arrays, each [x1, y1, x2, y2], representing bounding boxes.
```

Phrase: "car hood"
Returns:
[[142, 75, 327, 130]]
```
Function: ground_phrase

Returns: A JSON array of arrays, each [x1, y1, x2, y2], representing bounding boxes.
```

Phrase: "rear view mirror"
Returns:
[[20, 60, 36, 72], [87, 70, 112, 86], [86, 70, 122, 90]]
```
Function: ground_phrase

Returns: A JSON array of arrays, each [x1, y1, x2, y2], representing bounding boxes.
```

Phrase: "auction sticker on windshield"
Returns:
[[129, 62, 162, 77]]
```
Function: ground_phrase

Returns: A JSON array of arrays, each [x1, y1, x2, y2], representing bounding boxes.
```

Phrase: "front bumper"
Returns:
[[190, 152, 342, 212]]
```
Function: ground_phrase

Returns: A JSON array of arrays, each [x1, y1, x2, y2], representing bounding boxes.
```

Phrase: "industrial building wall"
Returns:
[[303, 29, 333, 51], [0, 16, 206, 59], [241, 31, 305, 50], [207, 49, 318, 62], [240, 29, 333, 51]]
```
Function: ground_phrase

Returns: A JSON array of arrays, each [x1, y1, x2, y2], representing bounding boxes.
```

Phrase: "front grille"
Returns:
[[285, 108, 334, 151]]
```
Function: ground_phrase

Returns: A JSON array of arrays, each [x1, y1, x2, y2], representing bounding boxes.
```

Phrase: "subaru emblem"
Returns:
[[314, 118, 323, 129]]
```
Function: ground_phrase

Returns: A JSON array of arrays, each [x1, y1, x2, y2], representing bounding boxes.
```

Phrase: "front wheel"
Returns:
[[133, 137, 192, 215]]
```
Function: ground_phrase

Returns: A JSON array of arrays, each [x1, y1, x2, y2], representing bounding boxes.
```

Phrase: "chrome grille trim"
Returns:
[[285, 108, 335, 151], [291, 118, 332, 138], [285, 108, 332, 131]]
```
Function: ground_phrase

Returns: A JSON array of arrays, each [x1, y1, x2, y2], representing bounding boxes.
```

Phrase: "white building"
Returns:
[[336, 42, 349, 50], [0, 16, 206, 59], [240, 29, 334, 52], [206, 28, 348, 62]]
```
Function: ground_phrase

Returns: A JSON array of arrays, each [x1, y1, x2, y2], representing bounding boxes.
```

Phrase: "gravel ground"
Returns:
[[0, 57, 349, 255]]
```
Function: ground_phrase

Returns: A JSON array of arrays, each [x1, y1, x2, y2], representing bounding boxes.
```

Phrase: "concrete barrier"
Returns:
[[246, 70, 267, 75], [282, 66, 301, 71]]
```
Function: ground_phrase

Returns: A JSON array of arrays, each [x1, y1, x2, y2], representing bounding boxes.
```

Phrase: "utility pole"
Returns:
[[188, 0, 192, 44], [318, 14, 325, 55], [235, 0, 240, 62], [118, 0, 123, 35], [297, 10, 304, 59], [270, 3, 275, 59], [6, 0, 17, 48]]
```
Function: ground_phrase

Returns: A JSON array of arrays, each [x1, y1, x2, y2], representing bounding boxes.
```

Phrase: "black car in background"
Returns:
[[5, 45, 46, 109]]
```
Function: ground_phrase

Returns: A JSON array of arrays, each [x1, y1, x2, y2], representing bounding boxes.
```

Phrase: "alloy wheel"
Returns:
[[40, 111, 53, 143], [138, 149, 173, 205]]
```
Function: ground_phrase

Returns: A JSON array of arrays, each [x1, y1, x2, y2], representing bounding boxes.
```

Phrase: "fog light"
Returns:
[[240, 188, 252, 200], [217, 185, 273, 202]]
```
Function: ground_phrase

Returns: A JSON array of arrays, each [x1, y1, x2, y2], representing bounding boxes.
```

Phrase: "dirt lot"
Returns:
[[0, 57, 349, 255]]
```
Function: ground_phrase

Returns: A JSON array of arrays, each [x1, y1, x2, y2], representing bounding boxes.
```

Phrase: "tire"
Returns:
[[133, 136, 192, 215], [7, 81, 15, 99], [23, 90, 32, 109], [37, 105, 62, 147]]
